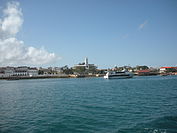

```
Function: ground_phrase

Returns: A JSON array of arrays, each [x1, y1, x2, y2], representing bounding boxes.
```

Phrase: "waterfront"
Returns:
[[0, 76, 177, 133]]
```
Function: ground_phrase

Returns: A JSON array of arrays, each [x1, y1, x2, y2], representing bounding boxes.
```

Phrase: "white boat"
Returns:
[[104, 71, 133, 79]]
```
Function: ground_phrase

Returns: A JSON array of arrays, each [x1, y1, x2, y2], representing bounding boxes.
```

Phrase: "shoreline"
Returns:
[[0, 74, 104, 80], [0, 73, 176, 80]]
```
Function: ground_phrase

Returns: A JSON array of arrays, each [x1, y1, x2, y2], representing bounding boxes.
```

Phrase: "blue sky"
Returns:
[[1, 0, 177, 68]]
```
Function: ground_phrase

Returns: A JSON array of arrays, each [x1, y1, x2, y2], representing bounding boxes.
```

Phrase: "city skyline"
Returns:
[[0, 0, 177, 68]]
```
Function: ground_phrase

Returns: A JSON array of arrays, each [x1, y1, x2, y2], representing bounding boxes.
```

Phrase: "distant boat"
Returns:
[[104, 71, 133, 79]]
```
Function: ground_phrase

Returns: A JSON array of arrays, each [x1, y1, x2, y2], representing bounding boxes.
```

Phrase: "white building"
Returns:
[[74, 57, 94, 69], [0, 66, 39, 77], [0, 72, 5, 77], [53, 67, 64, 74], [27, 68, 38, 77], [4, 67, 14, 77], [13, 66, 28, 76], [160, 67, 167, 73]]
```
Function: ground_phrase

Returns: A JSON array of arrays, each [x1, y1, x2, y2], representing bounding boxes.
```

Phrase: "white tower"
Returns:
[[85, 57, 88, 66], [85, 57, 89, 69]]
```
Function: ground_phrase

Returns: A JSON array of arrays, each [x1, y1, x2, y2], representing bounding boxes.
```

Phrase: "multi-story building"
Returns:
[[13, 66, 28, 76], [0, 66, 39, 77], [28, 68, 38, 77], [4, 67, 15, 77]]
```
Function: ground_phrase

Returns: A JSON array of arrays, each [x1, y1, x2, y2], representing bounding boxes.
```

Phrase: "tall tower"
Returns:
[[85, 57, 88, 66], [84, 57, 89, 69]]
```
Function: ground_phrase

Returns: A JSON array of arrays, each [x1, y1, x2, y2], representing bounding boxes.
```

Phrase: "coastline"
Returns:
[[0, 74, 104, 80], [1, 73, 177, 80]]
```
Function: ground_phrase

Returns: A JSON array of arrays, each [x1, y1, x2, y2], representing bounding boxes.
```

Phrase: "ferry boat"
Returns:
[[104, 71, 133, 79]]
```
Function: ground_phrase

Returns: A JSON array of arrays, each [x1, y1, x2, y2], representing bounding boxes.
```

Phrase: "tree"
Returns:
[[73, 66, 86, 74], [136, 66, 149, 70], [63, 68, 73, 74], [88, 65, 97, 74], [38, 70, 44, 75]]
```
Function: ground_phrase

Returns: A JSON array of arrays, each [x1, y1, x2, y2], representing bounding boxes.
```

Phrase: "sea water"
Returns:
[[0, 76, 177, 133]]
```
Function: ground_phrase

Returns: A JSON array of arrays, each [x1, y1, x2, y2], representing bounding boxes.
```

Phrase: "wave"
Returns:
[[117, 115, 177, 133]]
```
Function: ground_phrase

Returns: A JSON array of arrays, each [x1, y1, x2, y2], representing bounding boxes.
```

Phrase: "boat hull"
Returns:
[[104, 71, 133, 79], [104, 75, 133, 79]]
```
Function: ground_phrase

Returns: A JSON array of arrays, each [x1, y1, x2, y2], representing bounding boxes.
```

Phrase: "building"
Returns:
[[53, 67, 63, 74], [137, 69, 158, 76], [13, 66, 28, 76], [73, 58, 97, 74], [74, 57, 95, 69], [38, 68, 51, 75], [0, 67, 5, 77], [4, 67, 15, 77], [137, 70, 151, 76], [27, 68, 38, 77], [0, 66, 39, 78], [74, 58, 89, 69], [160, 67, 177, 73], [0, 67, 5, 76]]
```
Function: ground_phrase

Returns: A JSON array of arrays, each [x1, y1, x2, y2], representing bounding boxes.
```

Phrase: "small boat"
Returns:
[[104, 71, 133, 79]]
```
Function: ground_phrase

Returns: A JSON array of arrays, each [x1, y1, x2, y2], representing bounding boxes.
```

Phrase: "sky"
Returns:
[[0, 0, 177, 68]]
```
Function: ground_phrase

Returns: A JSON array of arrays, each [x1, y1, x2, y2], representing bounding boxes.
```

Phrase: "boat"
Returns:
[[104, 71, 133, 79]]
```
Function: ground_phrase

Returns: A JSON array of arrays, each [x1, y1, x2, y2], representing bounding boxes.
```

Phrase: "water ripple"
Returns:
[[1, 76, 177, 133]]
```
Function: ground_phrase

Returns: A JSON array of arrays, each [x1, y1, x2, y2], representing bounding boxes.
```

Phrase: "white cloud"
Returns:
[[0, 1, 59, 66], [0, 1, 23, 39], [139, 20, 148, 30]]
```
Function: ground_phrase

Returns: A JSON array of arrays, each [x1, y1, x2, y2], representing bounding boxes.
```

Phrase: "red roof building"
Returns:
[[160, 67, 177, 73]]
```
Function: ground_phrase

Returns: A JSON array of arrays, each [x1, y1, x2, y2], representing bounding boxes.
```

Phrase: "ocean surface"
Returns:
[[0, 76, 177, 133]]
